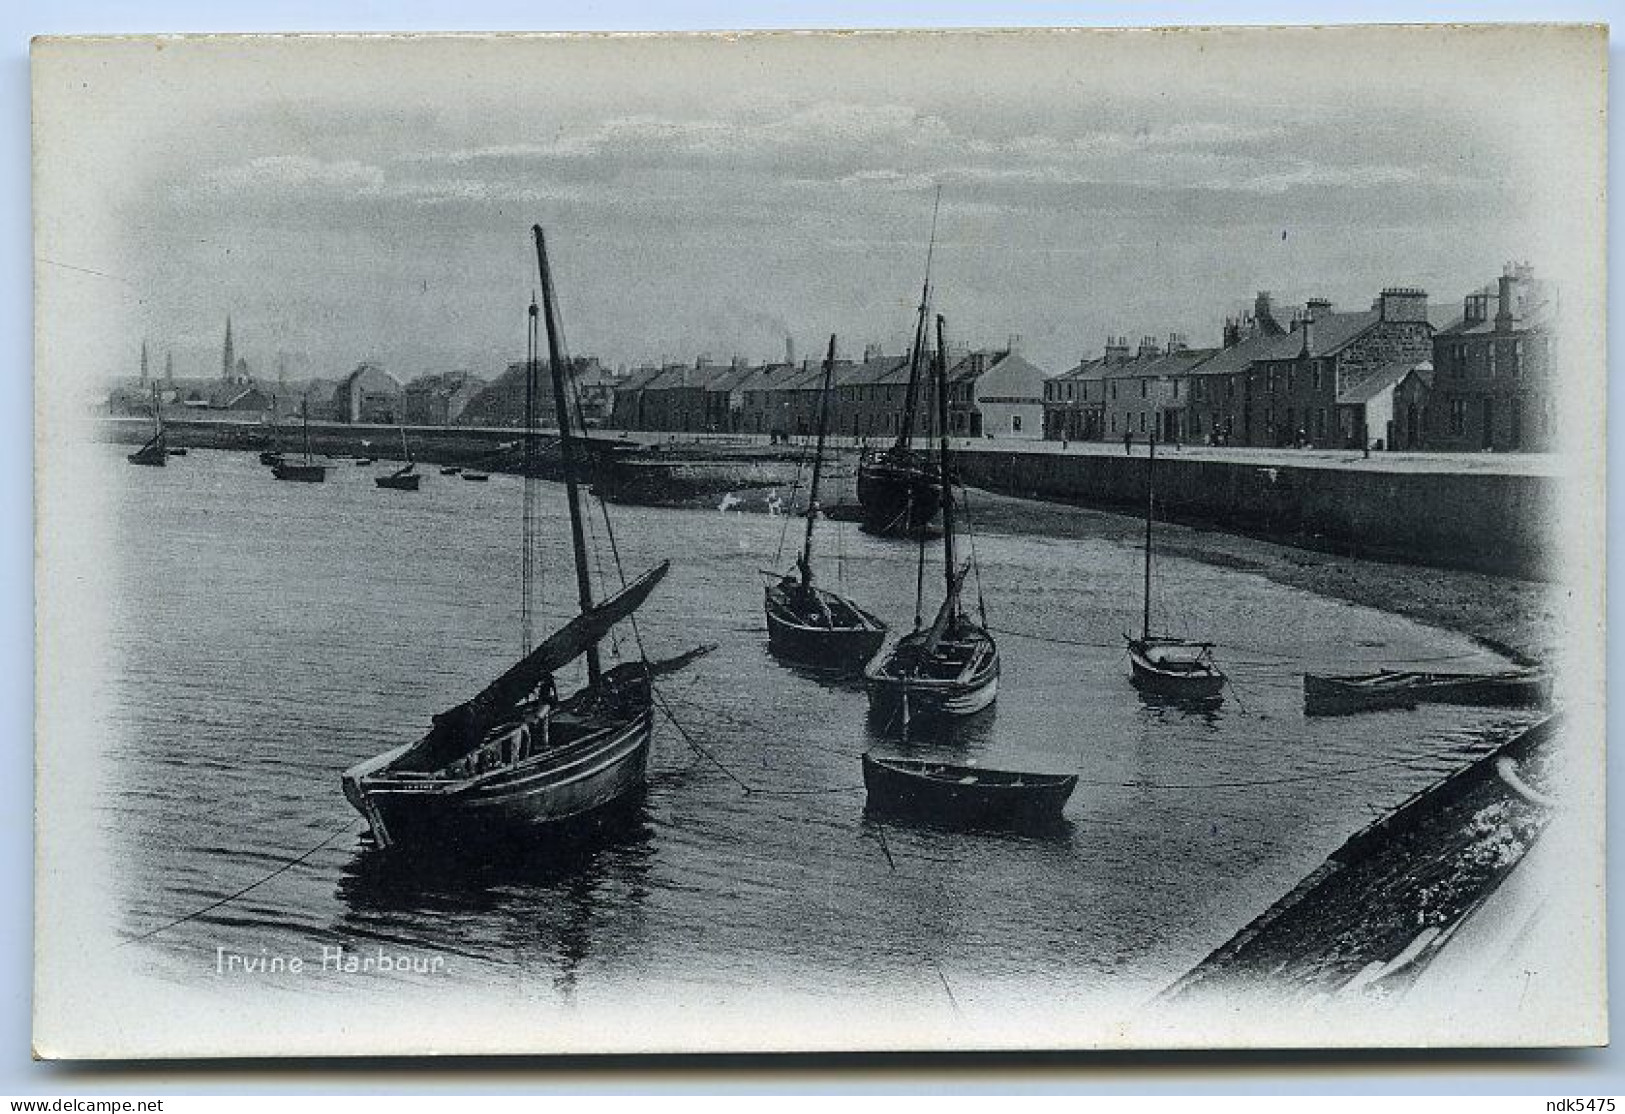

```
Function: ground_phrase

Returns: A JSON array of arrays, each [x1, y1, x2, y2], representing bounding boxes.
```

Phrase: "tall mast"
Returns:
[[533, 224, 601, 688], [521, 293, 540, 655], [1143, 435, 1156, 641], [799, 334, 837, 588], [893, 185, 942, 453], [150, 380, 161, 439], [302, 398, 312, 463], [934, 314, 956, 615]]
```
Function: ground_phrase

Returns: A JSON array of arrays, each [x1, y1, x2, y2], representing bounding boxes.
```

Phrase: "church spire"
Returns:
[[222, 316, 235, 381], [139, 340, 149, 383]]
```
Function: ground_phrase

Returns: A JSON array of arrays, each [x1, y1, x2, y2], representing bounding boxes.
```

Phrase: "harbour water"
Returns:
[[105, 447, 1541, 1011]]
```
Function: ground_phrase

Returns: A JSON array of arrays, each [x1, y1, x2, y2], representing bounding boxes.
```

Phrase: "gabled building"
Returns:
[[942, 344, 1048, 439], [1042, 336, 1136, 442], [1188, 289, 1437, 448], [404, 372, 488, 426], [1421, 265, 1554, 452], [332, 362, 403, 424]]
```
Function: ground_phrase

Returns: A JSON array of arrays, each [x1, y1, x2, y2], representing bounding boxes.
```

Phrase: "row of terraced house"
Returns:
[[1043, 265, 1555, 452], [609, 342, 1050, 442]]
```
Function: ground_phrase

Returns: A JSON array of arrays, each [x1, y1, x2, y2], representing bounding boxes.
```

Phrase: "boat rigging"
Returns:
[[763, 334, 888, 672]]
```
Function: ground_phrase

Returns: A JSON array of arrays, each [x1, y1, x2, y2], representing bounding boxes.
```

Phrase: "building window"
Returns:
[[1312, 364, 1322, 391], [1111, 382, 1118, 400], [1110, 414, 1116, 433], [1140, 380, 1147, 398], [1139, 412, 1146, 433], [1226, 377, 1235, 399], [1012, 415, 1023, 434], [1488, 344, 1497, 377], [1267, 369, 1275, 394], [1449, 397, 1466, 435], [1173, 380, 1180, 399], [1512, 340, 1522, 377]]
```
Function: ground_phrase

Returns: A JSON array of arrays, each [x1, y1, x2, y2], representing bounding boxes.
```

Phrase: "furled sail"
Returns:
[[438, 559, 669, 733]]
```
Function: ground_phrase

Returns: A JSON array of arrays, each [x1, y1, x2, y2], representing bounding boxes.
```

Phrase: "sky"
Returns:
[[32, 27, 1603, 388]]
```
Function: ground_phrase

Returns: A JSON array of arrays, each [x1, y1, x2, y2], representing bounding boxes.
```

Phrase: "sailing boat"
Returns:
[[764, 334, 887, 671], [1125, 436, 1225, 700], [375, 423, 421, 491], [127, 380, 167, 467], [343, 224, 676, 851], [864, 315, 999, 726], [271, 400, 328, 483], [855, 189, 945, 536]]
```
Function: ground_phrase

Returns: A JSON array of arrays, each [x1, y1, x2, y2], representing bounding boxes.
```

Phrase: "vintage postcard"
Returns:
[[32, 27, 1606, 1058]]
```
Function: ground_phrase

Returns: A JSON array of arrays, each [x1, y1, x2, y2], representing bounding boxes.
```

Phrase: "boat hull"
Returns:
[[1303, 669, 1548, 716], [856, 453, 942, 535], [1127, 640, 1226, 701], [764, 585, 887, 671], [344, 708, 653, 851], [864, 629, 1001, 727], [862, 754, 1075, 826], [375, 472, 421, 491], [127, 450, 166, 467], [273, 462, 328, 483], [259, 451, 284, 466]]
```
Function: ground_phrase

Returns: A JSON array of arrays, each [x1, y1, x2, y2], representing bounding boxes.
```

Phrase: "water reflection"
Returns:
[[334, 795, 655, 995]]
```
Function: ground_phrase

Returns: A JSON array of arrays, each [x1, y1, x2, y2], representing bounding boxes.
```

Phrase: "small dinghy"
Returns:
[[1304, 668, 1550, 717], [861, 754, 1076, 826], [463, 471, 490, 482], [441, 466, 463, 476]]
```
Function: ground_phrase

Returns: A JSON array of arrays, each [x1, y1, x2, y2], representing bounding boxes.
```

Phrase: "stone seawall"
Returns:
[[105, 417, 1555, 579], [954, 446, 1555, 579]]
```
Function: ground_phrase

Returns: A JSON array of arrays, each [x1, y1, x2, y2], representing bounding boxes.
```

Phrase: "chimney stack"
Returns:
[[1254, 291, 1274, 327], [1305, 297, 1332, 320], [1006, 333, 1022, 356], [1496, 268, 1517, 331], [1299, 313, 1315, 358], [1104, 335, 1130, 366], [785, 336, 796, 366]]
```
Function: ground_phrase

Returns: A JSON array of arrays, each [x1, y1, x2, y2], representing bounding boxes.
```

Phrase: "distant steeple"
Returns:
[[222, 316, 235, 381], [139, 340, 149, 383], [164, 350, 174, 383]]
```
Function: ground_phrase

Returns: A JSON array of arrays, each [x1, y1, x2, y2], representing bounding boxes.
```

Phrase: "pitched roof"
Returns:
[[1196, 309, 1382, 376], [1097, 347, 1218, 381], [1337, 359, 1432, 406]]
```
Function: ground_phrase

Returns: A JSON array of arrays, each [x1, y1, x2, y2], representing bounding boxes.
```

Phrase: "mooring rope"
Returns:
[[119, 814, 364, 948]]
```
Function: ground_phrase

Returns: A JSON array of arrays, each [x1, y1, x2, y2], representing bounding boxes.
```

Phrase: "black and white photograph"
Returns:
[[31, 25, 1607, 1058]]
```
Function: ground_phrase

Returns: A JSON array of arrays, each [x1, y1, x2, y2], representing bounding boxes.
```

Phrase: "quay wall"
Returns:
[[105, 417, 1555, 578], [952, 446, 1555, 579]]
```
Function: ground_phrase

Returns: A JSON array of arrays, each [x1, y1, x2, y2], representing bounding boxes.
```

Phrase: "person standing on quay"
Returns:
[[1123, 429, 1133, 456]]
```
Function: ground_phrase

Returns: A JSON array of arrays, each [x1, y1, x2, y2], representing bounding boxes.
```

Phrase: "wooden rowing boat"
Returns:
[[861, 754, 1076, 825]]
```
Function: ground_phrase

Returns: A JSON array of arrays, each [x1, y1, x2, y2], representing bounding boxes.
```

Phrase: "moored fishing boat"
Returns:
[[856, 188, 944, 537], [865, 314, 999, 728], [764, 334, 887, 672], [344, 223, 692, 851], [861, 754, 1076, 826], [375, 425, 421, 491], [271, 402, 328, 483], [1124, 435, 1226, 701]]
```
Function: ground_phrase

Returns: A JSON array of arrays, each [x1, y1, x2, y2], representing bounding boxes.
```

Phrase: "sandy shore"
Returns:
[[955, 486, 1557, 667]]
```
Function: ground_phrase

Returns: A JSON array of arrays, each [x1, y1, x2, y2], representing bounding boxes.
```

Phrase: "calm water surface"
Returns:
[[105, 447, 1538, 1008]]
